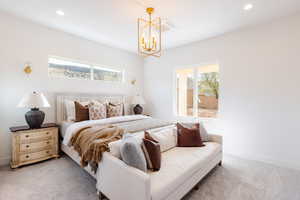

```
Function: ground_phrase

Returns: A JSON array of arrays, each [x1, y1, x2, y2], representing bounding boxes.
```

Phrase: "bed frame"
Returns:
[[55, 93, 131, 179]]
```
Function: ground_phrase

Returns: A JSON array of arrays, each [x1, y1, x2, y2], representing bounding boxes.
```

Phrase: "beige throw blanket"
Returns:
[[69, 124, 124, 172]]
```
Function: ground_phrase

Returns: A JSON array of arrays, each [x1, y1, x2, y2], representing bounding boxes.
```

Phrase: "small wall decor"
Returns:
[[24, 63, 32, 75], [131, 79, 137, 85]]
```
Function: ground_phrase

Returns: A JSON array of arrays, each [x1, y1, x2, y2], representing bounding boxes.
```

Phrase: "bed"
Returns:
[[56, 93, 174, 179]]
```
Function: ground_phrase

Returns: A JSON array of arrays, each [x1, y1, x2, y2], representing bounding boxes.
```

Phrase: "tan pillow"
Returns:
[[88, 101, 107, 120], [107, 103, 123, 118], [75, 101, 89, 122], [176, 123, 205, 147]]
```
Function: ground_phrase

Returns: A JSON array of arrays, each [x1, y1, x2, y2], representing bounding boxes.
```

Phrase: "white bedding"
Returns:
[[62, 115, 151, 145], [60, 121, 74, 138]]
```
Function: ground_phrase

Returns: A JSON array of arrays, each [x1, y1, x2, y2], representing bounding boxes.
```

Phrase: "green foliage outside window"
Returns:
[[198, 72, 219, 99]]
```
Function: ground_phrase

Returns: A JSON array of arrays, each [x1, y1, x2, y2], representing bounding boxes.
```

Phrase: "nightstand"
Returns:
[[10, 123, 59, 169]]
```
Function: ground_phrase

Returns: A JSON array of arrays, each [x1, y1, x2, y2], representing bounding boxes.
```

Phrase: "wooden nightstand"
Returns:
[[10, 123, 59, 169]]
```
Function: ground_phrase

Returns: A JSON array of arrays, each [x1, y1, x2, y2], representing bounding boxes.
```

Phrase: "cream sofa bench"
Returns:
[[96, 134, 222, 200]]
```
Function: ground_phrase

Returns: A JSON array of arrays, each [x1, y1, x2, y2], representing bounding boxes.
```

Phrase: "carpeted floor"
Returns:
[[1, 154, 300, 200]]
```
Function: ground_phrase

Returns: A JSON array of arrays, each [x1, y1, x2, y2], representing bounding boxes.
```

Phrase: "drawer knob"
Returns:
[[46, 151, 50, 154], [26, 155, 29, 158], [25, 135, 29, 138], [46, 141, 50, 144], [46, 132, 49, 135], [26, 145, 30, 148]]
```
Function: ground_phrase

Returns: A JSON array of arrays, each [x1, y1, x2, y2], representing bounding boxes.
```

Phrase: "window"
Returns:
[[176, 64, 219, 118], [48, 57, 124, 82], [48, 58, 91, 80], [93, 66, 123, 82]]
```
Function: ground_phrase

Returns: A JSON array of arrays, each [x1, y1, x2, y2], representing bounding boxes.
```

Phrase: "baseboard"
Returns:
[[0, 156, 10, 166], [225, 152, 300, 171]]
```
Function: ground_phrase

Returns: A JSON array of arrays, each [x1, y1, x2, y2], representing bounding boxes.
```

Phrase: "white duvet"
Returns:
[[62, 115, 151, 145]]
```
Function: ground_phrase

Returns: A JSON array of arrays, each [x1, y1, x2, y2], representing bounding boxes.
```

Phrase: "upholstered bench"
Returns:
[[97, 132, 222, 200]]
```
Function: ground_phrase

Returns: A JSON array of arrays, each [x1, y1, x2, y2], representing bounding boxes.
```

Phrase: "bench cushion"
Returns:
[[149, 142, 221, 200]]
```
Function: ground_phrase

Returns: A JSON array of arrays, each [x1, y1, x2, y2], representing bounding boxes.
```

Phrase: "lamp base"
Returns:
[[25, 108, 45, 129], [133, 104, 143, 115]]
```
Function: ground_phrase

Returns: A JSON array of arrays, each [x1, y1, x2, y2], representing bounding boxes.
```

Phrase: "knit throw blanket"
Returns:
[[69, 124, 124, 172]]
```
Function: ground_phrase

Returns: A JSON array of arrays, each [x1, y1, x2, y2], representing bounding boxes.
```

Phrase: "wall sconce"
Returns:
[[131, 79, 137, 85], [24, 63, 32, 75]]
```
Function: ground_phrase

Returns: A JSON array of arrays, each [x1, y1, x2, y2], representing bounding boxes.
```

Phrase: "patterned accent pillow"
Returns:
[[107, 103, 123, 118], [88, 101, 107, 120]]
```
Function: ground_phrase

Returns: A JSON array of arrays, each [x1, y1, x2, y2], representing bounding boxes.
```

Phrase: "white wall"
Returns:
[[2, 9, 300, 171], [0, 11, 144, 165], [144, 13, 300, 170]]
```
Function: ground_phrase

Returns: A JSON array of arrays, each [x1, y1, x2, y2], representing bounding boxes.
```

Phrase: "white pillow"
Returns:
[[65, 100, 75, 121], [148, 127, 177, 152], [64, 100, 89, 122], [109, 127, 177, 158]]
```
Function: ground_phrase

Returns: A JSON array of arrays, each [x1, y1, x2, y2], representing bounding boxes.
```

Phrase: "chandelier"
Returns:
[[138, 7, 161, 57]]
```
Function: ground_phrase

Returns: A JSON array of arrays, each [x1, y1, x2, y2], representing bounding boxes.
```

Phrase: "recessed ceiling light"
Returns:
[[244, 4, 253, 11], [56, 10, 65, 16]]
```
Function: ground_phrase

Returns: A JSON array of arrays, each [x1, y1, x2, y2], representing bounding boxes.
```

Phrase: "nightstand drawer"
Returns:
[[20, 130, 53, 141], [20, 149, 53, 162], [20, 140, 53, 152]]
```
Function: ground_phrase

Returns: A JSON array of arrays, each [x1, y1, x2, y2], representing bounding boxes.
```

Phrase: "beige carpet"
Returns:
[[1, 155, 300, 200]]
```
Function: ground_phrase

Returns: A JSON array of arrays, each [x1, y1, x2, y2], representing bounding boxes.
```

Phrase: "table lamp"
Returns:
[[17, 92, 50, 128], [132, 95, 145, 114]]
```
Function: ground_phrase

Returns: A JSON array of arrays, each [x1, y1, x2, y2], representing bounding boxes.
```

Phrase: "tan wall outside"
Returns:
[[187, 89, 218, 109]]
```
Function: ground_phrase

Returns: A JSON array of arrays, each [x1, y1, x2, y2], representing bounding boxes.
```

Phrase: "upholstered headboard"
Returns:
[[56, 93, 131, 124]]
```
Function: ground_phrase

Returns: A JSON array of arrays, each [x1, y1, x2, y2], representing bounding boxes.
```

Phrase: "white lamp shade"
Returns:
[[132, 95, 145, 105], [17, 92, 50, 108]]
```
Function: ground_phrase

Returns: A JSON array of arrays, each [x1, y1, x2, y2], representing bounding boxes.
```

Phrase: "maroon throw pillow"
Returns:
[[74, 101, 89, 122], [176, 123, 205, 147], [142, 132, 161, 171]]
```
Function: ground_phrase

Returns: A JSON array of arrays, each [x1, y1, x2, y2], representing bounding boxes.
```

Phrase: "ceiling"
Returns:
[[0, 0, 300, 53]]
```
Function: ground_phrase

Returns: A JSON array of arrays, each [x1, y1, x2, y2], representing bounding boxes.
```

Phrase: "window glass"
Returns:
[[48, 57, 123, 82], [197, 65, 219, 118], [176, 64, 219, 118], [176, 68, 194, 116], [93, 66, 123, 82], [48, 58, 91, 80]]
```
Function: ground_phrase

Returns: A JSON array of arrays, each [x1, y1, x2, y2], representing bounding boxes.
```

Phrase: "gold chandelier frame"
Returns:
[[138, 7, 162, 57]]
